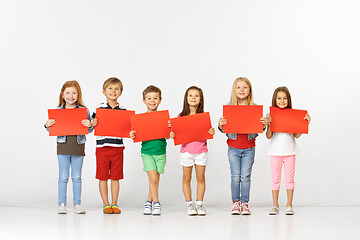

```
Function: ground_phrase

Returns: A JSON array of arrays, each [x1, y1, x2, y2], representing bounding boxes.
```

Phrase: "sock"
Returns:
[[196, 200, 203, 206]]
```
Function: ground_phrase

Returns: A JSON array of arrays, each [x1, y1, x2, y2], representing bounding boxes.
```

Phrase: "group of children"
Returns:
[[45, 77, 311, 216]]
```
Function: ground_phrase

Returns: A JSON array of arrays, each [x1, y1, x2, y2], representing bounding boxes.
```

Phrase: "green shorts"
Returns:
[[141, 154, 166, 174]]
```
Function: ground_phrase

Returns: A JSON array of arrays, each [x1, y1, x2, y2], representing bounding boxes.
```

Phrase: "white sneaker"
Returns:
[[187, 201, 197, 216], [74, 205, 86, 214], [58, 203, 67, 214], [241, 202, 251, 215], [152, 202, 161, 216], [196, 201, 207, 216], [286, 206, 294, 215], [231, 201, 241, 215], [269, 206, 279, 215], [143, 201, 152, 215]]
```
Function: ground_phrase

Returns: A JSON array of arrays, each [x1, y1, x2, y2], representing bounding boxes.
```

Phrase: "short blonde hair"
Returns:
[[142, 85, 162, 99], [103, 77, 123, 91], [230, 77, 254, 105]]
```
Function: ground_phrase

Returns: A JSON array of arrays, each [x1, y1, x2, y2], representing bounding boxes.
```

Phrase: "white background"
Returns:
[[0, 0, 359, 207]]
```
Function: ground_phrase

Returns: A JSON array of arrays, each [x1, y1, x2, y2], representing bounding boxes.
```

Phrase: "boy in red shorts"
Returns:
[[92, 77, 126, 214]]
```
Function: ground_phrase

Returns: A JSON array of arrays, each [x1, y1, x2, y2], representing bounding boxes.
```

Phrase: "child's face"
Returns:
[[63, 87, 78, 106], [187, 89, 201, 108], [143, 92, 161, 112], [235, 80, 250, 100], [103, 84, 122, 101], [276, 91, 288, 108]]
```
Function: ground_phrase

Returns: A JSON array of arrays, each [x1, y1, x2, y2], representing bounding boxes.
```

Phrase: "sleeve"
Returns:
[[87, 108, 94, 133]]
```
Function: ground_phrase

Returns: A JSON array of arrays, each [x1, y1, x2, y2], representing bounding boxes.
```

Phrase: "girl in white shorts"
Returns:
[[171, 86, 215, 216]]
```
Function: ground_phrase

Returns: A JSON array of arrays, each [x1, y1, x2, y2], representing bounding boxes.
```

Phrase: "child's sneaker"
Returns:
[[269, 206, 279, 215], [186, 201, 197, 216], [241, 202, 251, 215], [103, 205, 113, 214], [286, 206, 294, 215], [152, 202, 161, 216], [58, 203, 67, 214], [231, 201, 241, 215], [196, 201, 207, 216], [111, 205, 121, 214], [143, 201, 152, 215], [74, 205, 86, 214]]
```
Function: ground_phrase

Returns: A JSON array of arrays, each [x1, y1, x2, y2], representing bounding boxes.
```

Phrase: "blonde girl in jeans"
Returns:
[[266, 86, 311, 215], [218, 77, 267, 215]]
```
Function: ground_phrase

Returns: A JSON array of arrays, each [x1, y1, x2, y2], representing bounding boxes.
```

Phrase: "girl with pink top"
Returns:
[[171, 86, 215, 216], [266, 87, 311, 215]]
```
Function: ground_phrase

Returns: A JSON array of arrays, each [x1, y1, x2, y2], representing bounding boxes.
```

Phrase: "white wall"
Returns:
[[0, 0, 359, 207]]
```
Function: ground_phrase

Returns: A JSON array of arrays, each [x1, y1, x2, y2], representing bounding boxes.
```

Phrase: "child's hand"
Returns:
[[45, 119, 55, 128], [92, 118, 98, 127], [218, 117, 227, 130], [260, 117, 267, 128], [208, 128, 215, 135], [169, 131, 175, 139], [81, 119, 92, 128], [168, 120, 172, 128], [266, 116, 272, 125], [304, 114, 311, 124], [129, 130, 136, 139]]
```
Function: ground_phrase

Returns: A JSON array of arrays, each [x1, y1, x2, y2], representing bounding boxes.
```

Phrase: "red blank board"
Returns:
[[170, 112, 213, 145], [94, 108, 135, 137], [48, 108, 88, 136], [270, 107, 308, 134], [223, 105, 263, 133], [130, 110, 171, 142]]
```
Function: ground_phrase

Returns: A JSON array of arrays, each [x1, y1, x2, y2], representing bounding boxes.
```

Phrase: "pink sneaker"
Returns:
[[241, 202, 251, 215], [231, 201, 241, 215]]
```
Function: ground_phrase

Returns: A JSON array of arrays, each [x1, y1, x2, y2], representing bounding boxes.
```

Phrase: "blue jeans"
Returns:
[[57, 155, 84, 206], [228, 146, 255, 203]]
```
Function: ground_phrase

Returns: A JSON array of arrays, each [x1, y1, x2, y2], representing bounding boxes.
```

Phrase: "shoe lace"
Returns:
[[232, 201, 240, 211]]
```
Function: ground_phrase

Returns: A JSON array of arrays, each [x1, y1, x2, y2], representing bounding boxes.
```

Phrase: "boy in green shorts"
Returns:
[[130, 85, 167, 216]]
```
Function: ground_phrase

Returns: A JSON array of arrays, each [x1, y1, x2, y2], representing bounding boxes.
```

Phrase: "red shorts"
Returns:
[[96, 147, 124, 180]]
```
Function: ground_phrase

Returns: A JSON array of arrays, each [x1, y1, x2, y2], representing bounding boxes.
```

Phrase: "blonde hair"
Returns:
[[230, 77, 254, 105], [103, 77, 123, 91], [58, 80, 85, 107]]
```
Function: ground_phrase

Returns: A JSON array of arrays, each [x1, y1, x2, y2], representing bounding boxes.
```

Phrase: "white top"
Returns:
[[269, 132, 297, 156]]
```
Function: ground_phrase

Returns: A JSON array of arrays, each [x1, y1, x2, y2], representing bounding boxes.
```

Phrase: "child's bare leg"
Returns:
[[286, 189, 294, 207], [111, 180, 120, 205], [272, 190, 280, 208], [99, 180, 109, 206], [146, 170, 160, 202], [195, 165, 206, 201], [182, 166, 193, 201]]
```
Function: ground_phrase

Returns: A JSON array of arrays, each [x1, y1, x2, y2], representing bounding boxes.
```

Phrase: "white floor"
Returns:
[[0, 206, 359, 240]]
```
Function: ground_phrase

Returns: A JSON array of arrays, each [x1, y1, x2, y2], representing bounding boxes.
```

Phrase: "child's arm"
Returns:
[[82, 108, 94, 133], [260, 117, 267, 132], [266, 116, 273, 139], [294, 113, 311, 138]]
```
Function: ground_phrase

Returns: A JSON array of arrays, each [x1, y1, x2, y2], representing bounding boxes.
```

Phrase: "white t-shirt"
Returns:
[[269, 132, 297, 156]]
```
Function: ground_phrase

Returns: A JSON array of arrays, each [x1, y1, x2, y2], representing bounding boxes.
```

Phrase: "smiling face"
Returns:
[[275, 91, 288, 109], [235, 80, 250, 101], [62, 86, 78, 107], [143, 92, 161, 112], [103, 83, 122, 102], [187, 89, 201, 108]]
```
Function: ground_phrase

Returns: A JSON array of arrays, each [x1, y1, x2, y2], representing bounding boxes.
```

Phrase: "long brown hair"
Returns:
[[271, 86, 292, 109], [180, 86, 204, 116], [58, 80, 85, 107], [230, 77, 254, 105]]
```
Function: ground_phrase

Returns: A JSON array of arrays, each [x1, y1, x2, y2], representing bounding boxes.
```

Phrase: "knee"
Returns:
[[59, 174, 69, 183], [231, 173, 240, 183], [72, 174, 82, 183], [240, 175, 251, 183], [196, 175, 205, 184]]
